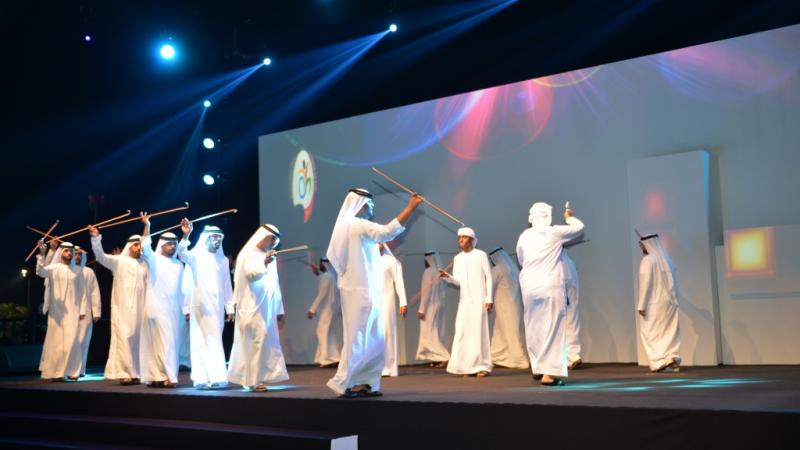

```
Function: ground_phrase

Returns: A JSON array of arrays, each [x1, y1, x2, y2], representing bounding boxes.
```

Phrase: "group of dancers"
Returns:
[[33, 185, 682, 397]]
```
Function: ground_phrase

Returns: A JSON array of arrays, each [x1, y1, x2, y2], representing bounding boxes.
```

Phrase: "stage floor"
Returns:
[[2, 363, 799, 413]]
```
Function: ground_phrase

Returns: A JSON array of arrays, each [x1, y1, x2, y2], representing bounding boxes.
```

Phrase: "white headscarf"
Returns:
[[489, 246, 520, 280], [457, 227, 478, 246], [640, 234, 676, 276], [50, 242, 76, 268], [155, 232, 179, 260], [424, 250, 443, 270], [528, 202, 552, 228], [189, 226, 225, 257], [232, 224, 280, 314], [326, 188, 373, 275], [74, 245, 88, 267], [122, 235, 142, 260]]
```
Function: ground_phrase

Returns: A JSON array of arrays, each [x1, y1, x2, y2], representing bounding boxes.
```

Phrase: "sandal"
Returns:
[[476, 371, 490, 378]]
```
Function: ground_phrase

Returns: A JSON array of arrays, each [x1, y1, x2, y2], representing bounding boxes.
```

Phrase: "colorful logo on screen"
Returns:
[[291, 150, 316, 223]]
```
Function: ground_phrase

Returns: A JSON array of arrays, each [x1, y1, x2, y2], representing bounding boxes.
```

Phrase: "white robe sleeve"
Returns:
[[91, 235, 118, 273], [394, 260, 408, 308], [176, 239, 193, 266], [35, 254, 53, 278], [360, 218, 405, 243], [308, 274, 330, 314], [638, 255, 656, 311], [552, 216, 586, 243], [140, 235, 156, 276], [222, 257, 235, 315], [86, 269, 101, 318], [36, 255, 54, 314], [444, 256, 461, 287], [481, 253, 493, 304], [244, 252, 270, 282]]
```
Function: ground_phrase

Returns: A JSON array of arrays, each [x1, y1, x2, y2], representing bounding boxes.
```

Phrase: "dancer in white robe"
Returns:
[[139, 217, 185, 388], [516, 202, 584, 386], [90, 222, 149, 385], [415, 251, 450, 366], [307, 258, 341, 367], [325, 188, 422, 398], [488, 247, 529, 369], [227, 224, 289, 391], [177, 222, 234, 389], [74, 247, 101, 376], [36, 242, 86, 381], [440, 228, 493, 377], [379, 243, 408, 377], [562, 247, 583, 369], [637, 233, 681, 372]]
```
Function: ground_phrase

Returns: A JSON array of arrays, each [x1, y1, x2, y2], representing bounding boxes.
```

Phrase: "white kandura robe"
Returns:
[[92, 236, 149, 380], [415, 266, 450, 363], [326, 218, 405, 395], [490, 264, 529, 369], [638, 248, 681, 370], [178, 240, 234, 386], [516, 216, 584, 378], [308, 270, 342, 366], [380, 253, 407, 377], [562, 251, 582, 364], [139, 238, 185, 384], [78, 265, 101, 375], [444, 249, 493, 375], [227, 248, 289, 387], [37, 257, 86, 379]]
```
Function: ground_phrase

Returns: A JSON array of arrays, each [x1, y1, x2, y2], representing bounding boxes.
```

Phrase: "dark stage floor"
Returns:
[[2, 363, 799, 413]]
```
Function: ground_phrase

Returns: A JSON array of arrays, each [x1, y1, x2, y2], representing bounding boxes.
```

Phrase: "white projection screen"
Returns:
[[259, 25, 800, 365]]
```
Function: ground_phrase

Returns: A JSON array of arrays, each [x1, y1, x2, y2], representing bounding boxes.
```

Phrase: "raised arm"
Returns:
[[86, 269, 102, 321], [88, 226, 118, 273], [140, 212, 155, 266]]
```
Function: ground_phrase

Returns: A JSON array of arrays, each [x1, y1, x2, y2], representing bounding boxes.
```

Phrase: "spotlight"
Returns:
[[84, 35, 92, 42], [202, 174, 216, 186], [20, 268, 28, 278], [389, 24, 398, 33], [203, 99, 212, 108], [160, 44, 176, 60], [263, 57, 272, 66], [203, 138, 215, 149]]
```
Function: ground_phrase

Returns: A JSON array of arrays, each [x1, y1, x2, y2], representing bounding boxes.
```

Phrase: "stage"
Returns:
[[1, 363, 799, 449]]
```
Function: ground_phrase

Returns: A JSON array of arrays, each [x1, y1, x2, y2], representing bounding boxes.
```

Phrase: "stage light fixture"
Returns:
[[20, 268, 28, 278], [389, 24, 398, 33], [203, 99, 212, 108], [203, 174, 216, 186], [203, 138, 215, 149], [84, 35, 92, 42], [263, 57, 272, 66], [160, 44, 176, 60]]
